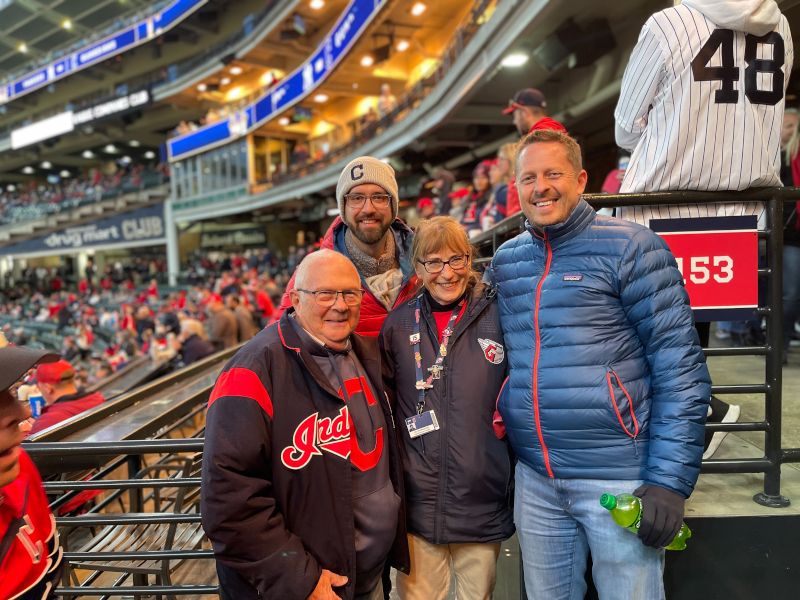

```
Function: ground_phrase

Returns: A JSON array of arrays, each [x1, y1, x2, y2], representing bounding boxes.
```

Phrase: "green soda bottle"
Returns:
[[599, 492, 691, 551]]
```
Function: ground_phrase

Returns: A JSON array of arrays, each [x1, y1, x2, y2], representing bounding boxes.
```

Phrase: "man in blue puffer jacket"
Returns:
[[490, 129, 711, 600]]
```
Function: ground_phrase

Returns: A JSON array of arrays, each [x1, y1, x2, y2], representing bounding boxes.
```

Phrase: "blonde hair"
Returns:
[[498, 143, 516, 178], [785, 108, 800, 163], [412, 216, 481, 291], [181, 318, 207, 340], [515, 128, 583, 173]]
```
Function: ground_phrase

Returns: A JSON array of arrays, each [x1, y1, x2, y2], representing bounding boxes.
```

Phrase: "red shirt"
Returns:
[[431, 301, 468, 342], [0, 450, 62, 599], [29, 391, 105, 436]]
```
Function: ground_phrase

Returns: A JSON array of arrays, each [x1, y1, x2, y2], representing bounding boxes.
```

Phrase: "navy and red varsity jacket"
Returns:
[[201, 312, 409, 600]]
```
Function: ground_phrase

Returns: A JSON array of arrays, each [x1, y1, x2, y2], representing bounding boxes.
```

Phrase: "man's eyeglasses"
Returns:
[[345, 193, 392, 209], [297, 289, 364, 306], [417, 255, 469, 274]]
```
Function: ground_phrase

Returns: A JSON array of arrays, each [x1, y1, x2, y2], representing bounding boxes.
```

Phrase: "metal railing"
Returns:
[[26, 439, 213, 597], [473, 187, 800, 507]]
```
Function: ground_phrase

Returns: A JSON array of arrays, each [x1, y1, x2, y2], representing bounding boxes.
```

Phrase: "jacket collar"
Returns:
[[277, 311, 383, 401], [525, 198, 595, 247], [415, 283, 495, 340]]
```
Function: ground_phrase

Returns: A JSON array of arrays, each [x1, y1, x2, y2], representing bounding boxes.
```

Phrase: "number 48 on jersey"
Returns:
[[691, 29, 785, 105]]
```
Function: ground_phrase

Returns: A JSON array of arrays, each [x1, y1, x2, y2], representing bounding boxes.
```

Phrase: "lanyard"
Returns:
[[411, 296, 464, 414]]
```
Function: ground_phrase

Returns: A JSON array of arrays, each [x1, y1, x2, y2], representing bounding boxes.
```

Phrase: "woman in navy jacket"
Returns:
[[379, 216, 513, 600]]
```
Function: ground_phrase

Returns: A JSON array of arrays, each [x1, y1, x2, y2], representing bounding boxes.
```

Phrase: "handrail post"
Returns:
[[754, 194, 790, 508]]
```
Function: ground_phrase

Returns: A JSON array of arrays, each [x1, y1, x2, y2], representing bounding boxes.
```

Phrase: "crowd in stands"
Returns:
[[0, 161, 168, 226], [0, 242, 317, 416]]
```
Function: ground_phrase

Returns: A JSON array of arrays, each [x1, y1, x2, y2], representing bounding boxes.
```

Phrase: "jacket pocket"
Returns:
[[605, 368, 640, 439]]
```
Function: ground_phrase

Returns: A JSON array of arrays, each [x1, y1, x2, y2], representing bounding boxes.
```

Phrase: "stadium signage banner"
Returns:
[[167, 0, 387, 162], [11, 90, 151, 149], [200, 226, 267, 248], [1, 203, 166, 258], [650, 215, 759, 322], [72, 90, 150, 125], [0, 0, 207, 106]]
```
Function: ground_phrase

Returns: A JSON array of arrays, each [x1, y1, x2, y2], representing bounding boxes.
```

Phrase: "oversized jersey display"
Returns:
[[614, 0, 793, 226]]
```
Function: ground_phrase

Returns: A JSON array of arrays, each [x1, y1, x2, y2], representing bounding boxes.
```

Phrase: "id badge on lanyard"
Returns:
[[405, 410, 440, 438], [406, 297, 463, 439]]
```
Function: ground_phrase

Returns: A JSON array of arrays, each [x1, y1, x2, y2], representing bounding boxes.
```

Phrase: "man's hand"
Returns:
[[633, 484, 685, 548], [307, 569, 348, 600]]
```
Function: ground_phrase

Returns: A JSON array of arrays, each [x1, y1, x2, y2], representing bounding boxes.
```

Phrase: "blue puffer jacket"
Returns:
[[490, 200, 711, 498]]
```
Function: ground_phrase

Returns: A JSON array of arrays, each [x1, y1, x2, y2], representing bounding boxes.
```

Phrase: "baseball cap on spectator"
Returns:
[[35, 359, 76, 385], [1, 347, 60, 391], [502, 88, 547, 114], [417, 197, 434, 211]]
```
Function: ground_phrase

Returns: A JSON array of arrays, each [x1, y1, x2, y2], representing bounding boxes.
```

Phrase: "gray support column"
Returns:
[[165, 179, 180, 286]]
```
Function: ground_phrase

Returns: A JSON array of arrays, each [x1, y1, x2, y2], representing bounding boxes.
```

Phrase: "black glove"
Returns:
[[633, 484, 685, 549]]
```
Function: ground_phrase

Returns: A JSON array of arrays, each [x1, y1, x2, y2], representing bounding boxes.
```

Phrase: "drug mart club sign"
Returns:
[[650, 215, 758, 322]]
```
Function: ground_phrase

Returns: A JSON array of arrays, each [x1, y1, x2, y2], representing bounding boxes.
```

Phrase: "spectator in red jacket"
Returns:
[[0, 346, 64, 599], [501, 88, 567, 216], [28, 359, 105, 436]]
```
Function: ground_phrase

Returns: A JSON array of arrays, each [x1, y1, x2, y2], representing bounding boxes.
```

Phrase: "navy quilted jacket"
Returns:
[[490, 200, 710, 497]]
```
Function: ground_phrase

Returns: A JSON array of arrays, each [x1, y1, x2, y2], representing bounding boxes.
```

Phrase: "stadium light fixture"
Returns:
[[22, 166, 34, 174], [120, 155, 132, 165], [61, 19, 72, 30], [18, 42, 27, 53], [396, 40, 410, 52], [278, 117, 290, 126], [59, 170, 71, 178], [82, 150, 95, 159], [221, 77, 231, 86], [501, 52, 529, 68], [310, 0, 325, 9], [411, 2, 426, 17], [314, 93, 329, 103], [197, 83, 207, 92], [40, 161, 52, 169], [144, 150, 156, 159], [6, 184, 15, 192], [230, 66, 243, 75], [360, 55, 374, 68], [129, 139, 140, 147], [104, 144, 118, 153]]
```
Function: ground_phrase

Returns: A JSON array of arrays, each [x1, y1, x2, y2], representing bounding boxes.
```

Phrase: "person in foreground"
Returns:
[[1, 346, 65, 599], [380, 216, 514, 599], [489, 129, 711, 599], [202, 249, 408, 600]]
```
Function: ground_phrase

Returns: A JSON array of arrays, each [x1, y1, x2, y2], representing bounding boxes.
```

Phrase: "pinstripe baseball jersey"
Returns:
[[614, 0, 793, 227]]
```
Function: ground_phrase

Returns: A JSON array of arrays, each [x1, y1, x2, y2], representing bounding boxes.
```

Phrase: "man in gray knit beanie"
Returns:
[[277, 156, 419, 337]]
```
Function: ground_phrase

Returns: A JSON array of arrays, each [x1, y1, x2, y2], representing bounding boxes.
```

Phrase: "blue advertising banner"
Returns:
[[0, 0, 207, 106], [1, 203, 166, 257], [167, 0, 386, 162]]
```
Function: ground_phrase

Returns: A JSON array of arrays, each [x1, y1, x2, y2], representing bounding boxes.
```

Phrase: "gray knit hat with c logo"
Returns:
[[336, 156, 399, 219]]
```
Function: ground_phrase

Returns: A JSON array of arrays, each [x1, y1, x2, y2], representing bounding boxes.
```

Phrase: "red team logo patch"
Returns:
[[281, 376, 384, 471], [478, 338, 505, 364]]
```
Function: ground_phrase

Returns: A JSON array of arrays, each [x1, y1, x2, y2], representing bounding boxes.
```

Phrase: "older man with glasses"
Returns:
[[278, 156, 420, 337], [203, 249, 409, 600]]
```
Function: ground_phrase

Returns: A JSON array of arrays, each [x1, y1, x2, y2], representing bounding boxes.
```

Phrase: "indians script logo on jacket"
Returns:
[[478, 338, 505, 364], [281, 376, 384, 471]]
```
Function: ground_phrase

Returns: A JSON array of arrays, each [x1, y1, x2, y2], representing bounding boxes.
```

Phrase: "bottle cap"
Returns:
[[599, 493, 617, 510]]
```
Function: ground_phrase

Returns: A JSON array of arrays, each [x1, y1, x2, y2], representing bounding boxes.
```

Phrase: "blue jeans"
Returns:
[[514, 462, 665, 600], [783, 245, 800, 351]]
